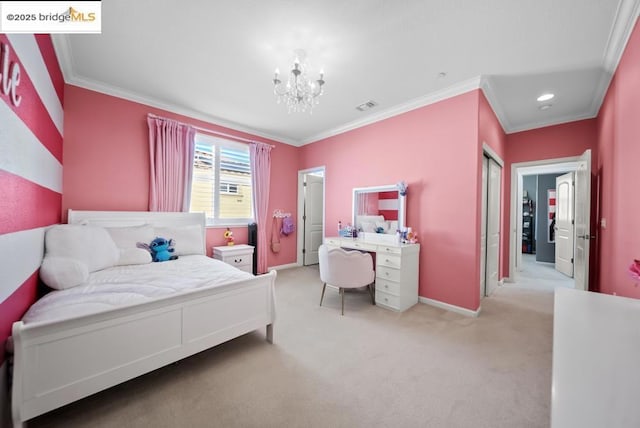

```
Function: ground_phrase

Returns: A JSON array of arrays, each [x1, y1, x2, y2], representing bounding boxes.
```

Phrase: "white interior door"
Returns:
[[486, 158, 501, 296], [555, 172, 575, 277], [303, 174, 324, 265], [480, 157, 488, 299], [574, 149, 592, 291]]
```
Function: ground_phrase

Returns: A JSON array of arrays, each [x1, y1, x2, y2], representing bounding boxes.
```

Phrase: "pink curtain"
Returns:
[[147, 115, 196, 211], [250, 142, 272, 273]]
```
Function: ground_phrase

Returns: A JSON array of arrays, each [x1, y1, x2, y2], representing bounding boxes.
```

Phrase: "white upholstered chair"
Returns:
[[318, 244, 375, 315]]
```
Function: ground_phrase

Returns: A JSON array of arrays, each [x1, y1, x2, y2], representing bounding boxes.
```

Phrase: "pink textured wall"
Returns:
[[301, 91, 482, 311], [63, 85, 299, 267], [478, 90, 507, 282], [596, 19, 640, 298], [504, 119, 598, 278]]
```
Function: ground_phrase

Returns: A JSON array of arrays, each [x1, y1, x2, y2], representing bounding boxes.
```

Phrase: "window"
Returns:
[[189, 133, 253, 226]]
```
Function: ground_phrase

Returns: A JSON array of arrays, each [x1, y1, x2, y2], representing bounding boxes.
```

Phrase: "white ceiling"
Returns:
[[53, 0, 640, 146]]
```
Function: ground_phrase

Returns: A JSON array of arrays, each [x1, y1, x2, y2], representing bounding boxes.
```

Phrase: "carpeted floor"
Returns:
[[28, 260, 563, 428]]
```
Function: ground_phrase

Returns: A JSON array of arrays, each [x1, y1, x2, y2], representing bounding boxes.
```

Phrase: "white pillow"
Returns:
[[105, 224, 154, 249], [361, 221, 376, 233], [40, 256, 89, 290], [153, 225, 204, 256], [45, 224, 119, 272], [118, 248, 152, 265], [105, 224, 155, 265]]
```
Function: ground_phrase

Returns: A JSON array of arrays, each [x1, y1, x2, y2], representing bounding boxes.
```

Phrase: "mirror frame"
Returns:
[[352, 184, 406, 232]]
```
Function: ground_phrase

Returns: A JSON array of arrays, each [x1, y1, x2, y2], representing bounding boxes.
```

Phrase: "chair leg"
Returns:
[[368, 283, 375, 305], [341, 288, 345, 315], [320, 283, 327, 306]]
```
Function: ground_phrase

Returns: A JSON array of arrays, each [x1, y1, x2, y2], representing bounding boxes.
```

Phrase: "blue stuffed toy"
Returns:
[[137, 237, 178, 262]]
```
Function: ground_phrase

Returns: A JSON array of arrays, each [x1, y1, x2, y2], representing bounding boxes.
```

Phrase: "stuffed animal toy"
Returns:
[[137, 237, 178, 262], [223, 228, 234, 246]]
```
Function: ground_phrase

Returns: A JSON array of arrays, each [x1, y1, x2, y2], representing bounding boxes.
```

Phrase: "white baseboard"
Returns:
[[0, 360, 9, 428], [419, 297, 481, 317], [267, 262, 300, 271]]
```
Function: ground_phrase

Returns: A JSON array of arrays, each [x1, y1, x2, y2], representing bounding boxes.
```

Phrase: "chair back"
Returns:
[[318, 244, 375, 288]]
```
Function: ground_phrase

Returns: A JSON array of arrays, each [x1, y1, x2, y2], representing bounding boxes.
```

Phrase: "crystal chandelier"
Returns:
[[273, 49, 325, 113]]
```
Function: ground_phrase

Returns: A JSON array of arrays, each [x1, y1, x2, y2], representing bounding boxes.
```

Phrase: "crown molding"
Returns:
[[51, 36, 297, 147], [300, 76, 482, 145], [479, 76, 512, 133], [603, 0, 640, 73], [505, 110, 598, 135]]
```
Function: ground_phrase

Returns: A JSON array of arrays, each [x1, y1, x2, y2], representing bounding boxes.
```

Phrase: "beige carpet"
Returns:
[[28, 263, 557, 428]]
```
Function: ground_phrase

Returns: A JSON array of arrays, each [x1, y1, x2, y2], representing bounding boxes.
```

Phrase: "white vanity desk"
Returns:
[[324, 235, 420, 311]]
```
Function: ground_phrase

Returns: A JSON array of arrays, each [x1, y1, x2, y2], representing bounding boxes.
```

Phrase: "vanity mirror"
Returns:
[[352, 184, 406, 235]]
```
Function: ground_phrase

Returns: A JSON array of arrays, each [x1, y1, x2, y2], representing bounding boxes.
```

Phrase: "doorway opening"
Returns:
[[297, 167, 325, 266], [509, 152, 592, 290]]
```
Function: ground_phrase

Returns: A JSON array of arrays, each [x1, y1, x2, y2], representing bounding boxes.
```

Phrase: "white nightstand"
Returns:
[[212, 244, 254, 274]]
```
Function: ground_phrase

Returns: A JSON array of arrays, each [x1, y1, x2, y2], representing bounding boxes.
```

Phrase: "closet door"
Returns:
[[486, 158, 502, 296], [480, 157, 488, 298]]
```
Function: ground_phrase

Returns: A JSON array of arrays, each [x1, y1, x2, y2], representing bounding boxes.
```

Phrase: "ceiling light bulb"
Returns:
[[537, 93, 555, 102]]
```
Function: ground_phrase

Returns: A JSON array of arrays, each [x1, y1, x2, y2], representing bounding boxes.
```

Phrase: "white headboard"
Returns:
[[67, 210, 207, 253]]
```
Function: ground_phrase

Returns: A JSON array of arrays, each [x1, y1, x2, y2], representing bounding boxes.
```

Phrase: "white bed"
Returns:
[[10, 210, 276, 427]]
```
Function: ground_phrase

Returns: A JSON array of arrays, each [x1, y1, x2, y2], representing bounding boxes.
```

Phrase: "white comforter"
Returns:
[[23, 255, 254, 324]]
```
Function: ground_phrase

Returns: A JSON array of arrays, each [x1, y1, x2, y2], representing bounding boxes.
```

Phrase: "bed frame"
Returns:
[[11, 210, 276, 427]]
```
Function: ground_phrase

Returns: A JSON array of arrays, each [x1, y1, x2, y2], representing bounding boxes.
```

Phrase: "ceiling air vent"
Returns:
[[355, 100, 378, 112]]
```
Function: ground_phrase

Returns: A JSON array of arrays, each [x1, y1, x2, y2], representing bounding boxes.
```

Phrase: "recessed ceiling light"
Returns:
[[538, 104, 553, 111], [537, 93, 555, 102]]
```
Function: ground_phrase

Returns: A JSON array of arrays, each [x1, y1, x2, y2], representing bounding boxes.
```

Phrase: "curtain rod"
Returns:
[[147, 113, 275, 148]]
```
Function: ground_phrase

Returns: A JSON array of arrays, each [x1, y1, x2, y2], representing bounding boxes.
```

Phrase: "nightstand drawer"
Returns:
[[212, 245, 254, 273], [224, 256, 251, 269]]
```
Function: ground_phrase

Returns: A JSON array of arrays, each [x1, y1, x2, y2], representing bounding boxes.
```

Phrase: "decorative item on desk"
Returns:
[[396, 180, 408, 196], [629, 259, 640, 285], [223, 228, 234, 246]]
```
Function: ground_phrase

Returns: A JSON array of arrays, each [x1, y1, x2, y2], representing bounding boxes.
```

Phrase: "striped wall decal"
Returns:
[[0, 34, 63, 364], [0, 227, 46, 303], [6, 34, 64, 135]]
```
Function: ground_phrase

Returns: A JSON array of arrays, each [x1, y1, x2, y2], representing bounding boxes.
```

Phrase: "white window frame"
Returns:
[[190, 133, 254, 227]]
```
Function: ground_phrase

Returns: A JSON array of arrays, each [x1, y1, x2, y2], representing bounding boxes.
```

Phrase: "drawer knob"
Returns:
[[385, 272, 389, 276], [385, 259, 390, 262], [385, 284, 388, 289], [384, 298, 388, 302]]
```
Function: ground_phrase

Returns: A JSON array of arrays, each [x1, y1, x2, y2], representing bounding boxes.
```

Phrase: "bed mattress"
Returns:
[[23, 255, 254, 325]]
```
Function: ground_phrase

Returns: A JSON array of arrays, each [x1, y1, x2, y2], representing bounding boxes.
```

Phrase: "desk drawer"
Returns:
[[377, 254, 401, 269], [376, 265, 400, 282], [378, 245, 402, 254], [343, 241, 377, 252], [376, 290, 400, 310], [376, 278, 400, 296], [324, 238, 341, 246]]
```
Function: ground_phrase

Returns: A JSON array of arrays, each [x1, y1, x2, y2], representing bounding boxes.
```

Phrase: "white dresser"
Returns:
[[212, 244, 254, 274], [324, 237, 420, 311]]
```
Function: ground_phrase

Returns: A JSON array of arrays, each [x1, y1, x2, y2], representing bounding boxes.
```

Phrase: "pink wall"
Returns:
[[0, 35, 63, 362], [62, 85, 299, 267], [596, 19, 640, 298], [504, 119, 598, 278], [301, 91, 482, 311], [478, 90, 508, 283]]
